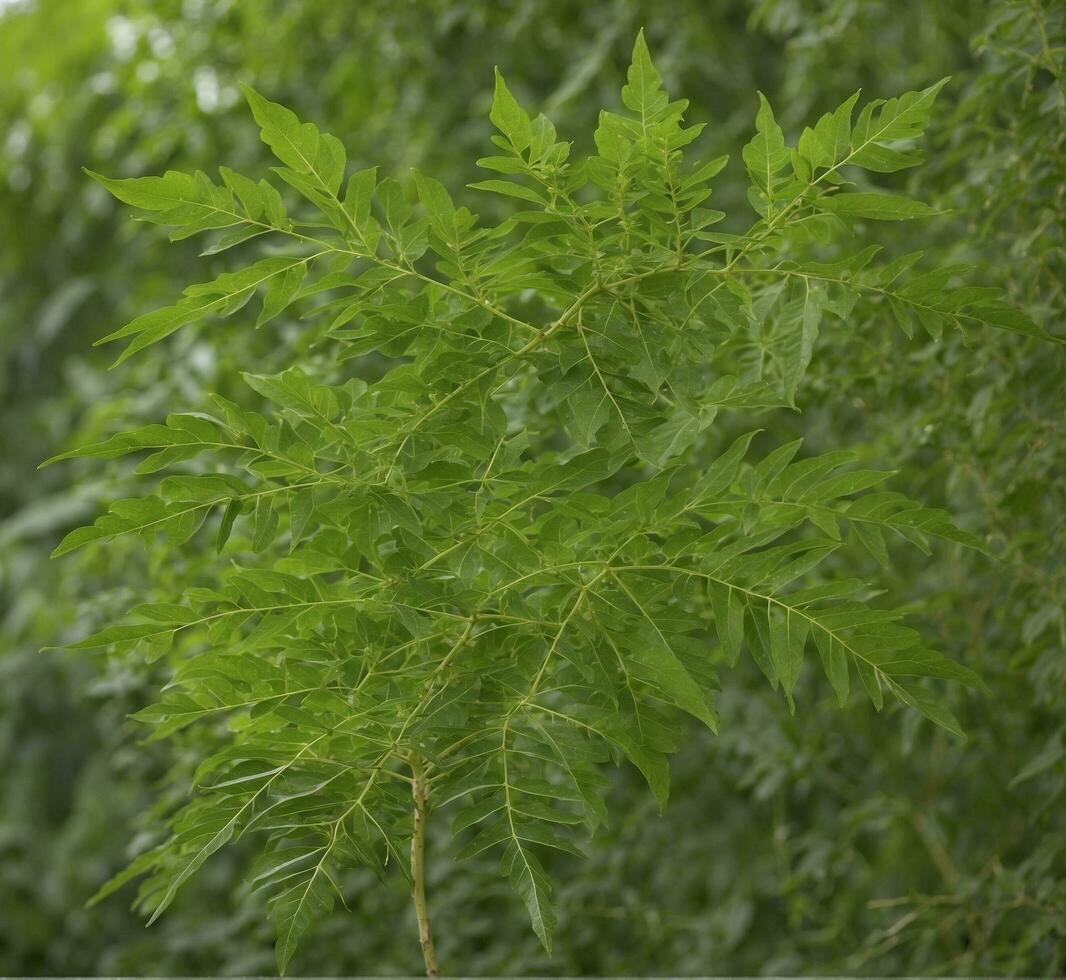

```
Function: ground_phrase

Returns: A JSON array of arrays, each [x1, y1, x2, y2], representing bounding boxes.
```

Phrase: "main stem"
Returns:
[[410, 755, 441, 977]]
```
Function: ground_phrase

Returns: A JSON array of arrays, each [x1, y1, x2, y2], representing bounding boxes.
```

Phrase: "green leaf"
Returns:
[[621, 29, 669, 132], [257, 262, 307, 327], [798, 91, 860, 170], [849, 78, 950, 171], [241, 84, 346, 197], [742, 93, 789, 210], [96, 257, 310, 364], [623, 621, 718, 731], [708, 582, 746, 667], [413, 169, 461, 245], [768, 606, 809, 711], [342, 167, 378, 228], [820, 192, 939, 220], [268, 847, 336, 975], [505, 840, 555, 952], [468, 179, 548, 206], [490, 68, 532, 152], [252, 495, 280, 552], [814, 629, 850, 706], [215, 498, 241, 553]]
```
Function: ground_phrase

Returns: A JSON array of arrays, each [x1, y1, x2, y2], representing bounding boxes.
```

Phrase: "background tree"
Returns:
[[1, 0, 1062, 975]]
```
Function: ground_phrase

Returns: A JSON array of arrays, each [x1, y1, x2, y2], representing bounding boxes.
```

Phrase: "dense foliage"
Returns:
[[2, 1, 1063, 976]]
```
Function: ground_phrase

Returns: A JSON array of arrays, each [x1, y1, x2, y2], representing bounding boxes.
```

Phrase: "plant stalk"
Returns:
[[410, 755, 440, 977]]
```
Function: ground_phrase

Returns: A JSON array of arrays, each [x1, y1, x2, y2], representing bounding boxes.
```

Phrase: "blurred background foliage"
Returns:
[[1, 0, 1063, 974]]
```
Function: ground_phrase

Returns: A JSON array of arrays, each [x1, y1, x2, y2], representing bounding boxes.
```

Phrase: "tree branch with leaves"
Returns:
[[45, 31, 1051, 976]]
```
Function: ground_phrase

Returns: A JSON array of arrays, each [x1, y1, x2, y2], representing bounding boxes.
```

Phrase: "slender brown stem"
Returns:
[[410, 755, 441, 977]]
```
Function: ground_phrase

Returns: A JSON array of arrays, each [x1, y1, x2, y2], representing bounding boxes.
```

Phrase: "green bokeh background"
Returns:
[[1, 0, 1062, 974]]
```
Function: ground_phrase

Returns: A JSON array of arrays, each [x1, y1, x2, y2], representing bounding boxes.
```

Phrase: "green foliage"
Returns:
[[4, 1, 1063, 976], [40, 29, 1051, 973]]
